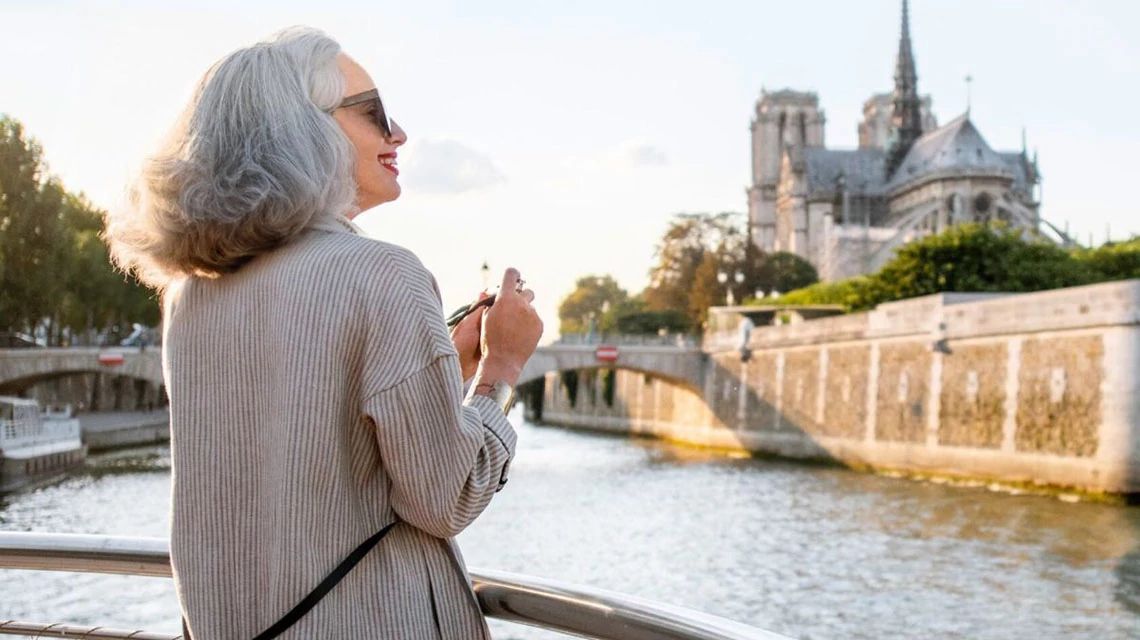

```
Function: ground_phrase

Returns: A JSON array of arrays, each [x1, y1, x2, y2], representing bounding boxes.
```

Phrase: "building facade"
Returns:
[[747, 0, 1043, 281]]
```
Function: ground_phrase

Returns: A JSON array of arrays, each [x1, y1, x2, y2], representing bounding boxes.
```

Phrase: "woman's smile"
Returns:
[[379, 152, 399, 177]]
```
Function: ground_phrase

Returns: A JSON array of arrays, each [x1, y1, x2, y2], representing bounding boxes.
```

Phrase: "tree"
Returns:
[[643, 212, 744, 314], [641, 211, 819, 328], [687, 251, 721, 327], [0, 115, 158, 344], [754, 252, 818, 297], [557, 275, 630, 335], [0, 117, 65, 337]]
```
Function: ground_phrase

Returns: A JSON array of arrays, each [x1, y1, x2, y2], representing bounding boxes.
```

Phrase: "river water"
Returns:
[[1, 416, 1139, 639]]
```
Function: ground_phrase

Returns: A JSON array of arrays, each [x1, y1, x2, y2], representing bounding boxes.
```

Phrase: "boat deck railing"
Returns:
[[0, 532, 792, 640]]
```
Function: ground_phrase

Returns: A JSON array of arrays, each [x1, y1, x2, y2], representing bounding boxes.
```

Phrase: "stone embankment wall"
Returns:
[[532, 280, 1140, 495]]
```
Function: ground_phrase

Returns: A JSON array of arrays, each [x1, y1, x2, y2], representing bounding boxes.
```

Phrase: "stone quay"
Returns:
[[526, 280, 1140, 497]]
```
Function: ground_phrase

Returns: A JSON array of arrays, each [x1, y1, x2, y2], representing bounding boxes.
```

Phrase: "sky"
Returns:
[[3, 0, 1139, 341]]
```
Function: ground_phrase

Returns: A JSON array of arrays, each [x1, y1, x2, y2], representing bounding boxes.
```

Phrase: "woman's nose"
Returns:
[[388, 119, 407, 146]]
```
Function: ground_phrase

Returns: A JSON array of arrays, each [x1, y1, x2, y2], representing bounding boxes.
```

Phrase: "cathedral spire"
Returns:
[[887, 0, 923, 176]]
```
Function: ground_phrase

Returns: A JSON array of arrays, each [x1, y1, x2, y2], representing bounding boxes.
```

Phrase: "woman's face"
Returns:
[[333, 53, 407, 216]]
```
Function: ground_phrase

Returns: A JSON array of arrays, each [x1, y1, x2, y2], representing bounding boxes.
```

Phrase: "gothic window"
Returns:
[[946, 193, 966, 223], [974, 192, 992, 214], [973, 193, 995, 224], [799, 112, 807, 145]]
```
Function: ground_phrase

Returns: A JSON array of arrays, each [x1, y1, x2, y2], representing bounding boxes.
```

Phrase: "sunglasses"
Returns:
[[336, 89, 392, 140]]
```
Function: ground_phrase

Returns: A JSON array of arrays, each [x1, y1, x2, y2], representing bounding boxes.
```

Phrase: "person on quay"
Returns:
[[103, 26, 542, 639]]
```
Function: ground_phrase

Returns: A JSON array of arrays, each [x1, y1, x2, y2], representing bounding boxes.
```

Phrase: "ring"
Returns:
[[515, 278, 526, 293]]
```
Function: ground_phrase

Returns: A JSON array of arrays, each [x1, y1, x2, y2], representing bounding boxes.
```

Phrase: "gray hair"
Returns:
[[105, 26, 356, 288]]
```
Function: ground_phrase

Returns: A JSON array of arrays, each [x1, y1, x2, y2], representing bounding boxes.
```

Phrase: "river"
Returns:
[[1, 415, 1138, 639]]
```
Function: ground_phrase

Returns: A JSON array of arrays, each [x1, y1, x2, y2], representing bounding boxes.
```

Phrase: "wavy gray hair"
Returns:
[[105, 26, 356, 288]]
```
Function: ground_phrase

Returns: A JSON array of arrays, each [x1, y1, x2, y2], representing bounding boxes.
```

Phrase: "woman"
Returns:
[[104, 26, 542, 639]]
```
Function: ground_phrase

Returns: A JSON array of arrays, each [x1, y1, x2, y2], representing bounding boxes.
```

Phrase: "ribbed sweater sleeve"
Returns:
[[364, 358, 516, 539], [355, 240, 516, 539]]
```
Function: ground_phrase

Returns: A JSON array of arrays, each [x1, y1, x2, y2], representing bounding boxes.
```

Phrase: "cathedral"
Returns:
[[747, 0, 1045, 281]]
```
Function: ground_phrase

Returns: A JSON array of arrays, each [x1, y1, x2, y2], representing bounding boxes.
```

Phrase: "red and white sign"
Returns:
[[595, 345, 619, 363], [97, 352, 125, 366]]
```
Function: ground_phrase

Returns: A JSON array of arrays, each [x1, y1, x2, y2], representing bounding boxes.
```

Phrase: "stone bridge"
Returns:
[[0, 348, 164, 393], [519, 340, 705, 391], [4, 342, 705, 395]]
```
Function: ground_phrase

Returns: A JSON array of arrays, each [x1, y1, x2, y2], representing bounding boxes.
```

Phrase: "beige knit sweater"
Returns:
[[162, 217, 516, 639]]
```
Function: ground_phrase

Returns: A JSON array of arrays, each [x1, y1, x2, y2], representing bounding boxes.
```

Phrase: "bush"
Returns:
[[769, 224, 1108, 312], [873, 224, 1096, 303], [1074, 237, 1140, 281], [773, 276, 876, 311]]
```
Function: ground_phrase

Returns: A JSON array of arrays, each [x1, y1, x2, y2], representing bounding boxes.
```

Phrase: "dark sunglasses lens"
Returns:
[[373, 99, 392, 139]]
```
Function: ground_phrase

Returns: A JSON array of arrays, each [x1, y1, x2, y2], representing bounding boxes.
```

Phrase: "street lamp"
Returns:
[[481, 260, 490, 290], [600, 300, 611, 338], [717, 270, 744, 306]]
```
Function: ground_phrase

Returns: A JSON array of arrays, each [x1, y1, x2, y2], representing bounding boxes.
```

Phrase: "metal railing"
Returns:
[[0, 532, 792, 640]]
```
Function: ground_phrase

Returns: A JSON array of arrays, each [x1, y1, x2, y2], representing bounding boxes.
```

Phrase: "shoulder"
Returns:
[[282, 229, 436, 300], [300, 228, 426, 277]]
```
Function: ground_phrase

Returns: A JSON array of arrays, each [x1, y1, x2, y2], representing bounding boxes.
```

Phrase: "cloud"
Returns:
[[401, 139, 505, 195], [585, 141, 669, 171], [622, 143, 669, 167]]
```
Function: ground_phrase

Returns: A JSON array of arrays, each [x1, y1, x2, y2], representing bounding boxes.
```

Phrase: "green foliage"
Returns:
[[0, 115, 158, 344], [753, 251, 819, 296], [557, 274, 630, 335], [687, 251, 721, 326], [775, 277, 876, 310], [640, 212, 819, 330], [613, 309, 690, 334], [1074, 237, 1140, 281], [643, 212, 744, 318], [771, 224, 1121, 311], [868, 223, 1094, 304]]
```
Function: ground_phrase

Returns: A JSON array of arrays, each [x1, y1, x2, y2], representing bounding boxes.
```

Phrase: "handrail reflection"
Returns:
[[0, 532, 792, 640]]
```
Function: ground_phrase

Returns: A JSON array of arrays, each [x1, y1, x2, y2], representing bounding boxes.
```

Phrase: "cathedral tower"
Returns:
[[748, 90, 825, 251], [887, 0, 923, 176]]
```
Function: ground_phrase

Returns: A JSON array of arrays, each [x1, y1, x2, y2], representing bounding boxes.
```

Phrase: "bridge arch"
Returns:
[[0, 349, 165, 413], [517, 344, 705, 392]]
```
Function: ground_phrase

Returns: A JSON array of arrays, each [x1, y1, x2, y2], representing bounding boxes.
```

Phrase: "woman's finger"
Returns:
[[499, 267, 521, 299], [521, 288, 535, 304]]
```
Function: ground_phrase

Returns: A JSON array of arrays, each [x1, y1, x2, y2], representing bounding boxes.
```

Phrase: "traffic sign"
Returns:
[[595, 345, 619, 362], [97, 353, 125, 366]]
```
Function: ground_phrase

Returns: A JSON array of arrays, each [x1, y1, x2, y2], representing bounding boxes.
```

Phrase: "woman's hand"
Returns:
[[476, 268, 543, 387], [450, 291, 490, 381]]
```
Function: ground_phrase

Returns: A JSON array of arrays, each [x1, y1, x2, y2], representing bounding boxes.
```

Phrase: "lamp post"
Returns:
[[717, 270, 744, 306], [481, 260, 490, 290], [600, 300, 611, 339]]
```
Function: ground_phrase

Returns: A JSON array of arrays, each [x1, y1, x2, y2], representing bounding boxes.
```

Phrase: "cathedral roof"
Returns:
[[800, 148, 887, 198], [998, 152, 1038, 195], [886, 113, 1014, 193]]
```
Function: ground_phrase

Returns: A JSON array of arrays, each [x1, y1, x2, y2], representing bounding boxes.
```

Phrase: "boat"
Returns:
[[0, 397, 86, 492], [0, 531, 793, 639]]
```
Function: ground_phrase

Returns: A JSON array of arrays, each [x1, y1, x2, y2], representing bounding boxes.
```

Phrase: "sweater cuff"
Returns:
[[465, 394, 517, 490]]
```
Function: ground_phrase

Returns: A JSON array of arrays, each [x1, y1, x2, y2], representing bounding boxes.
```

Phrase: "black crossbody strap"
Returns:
[[181, 521, 399, 640], [251, 521, 399, 640]]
